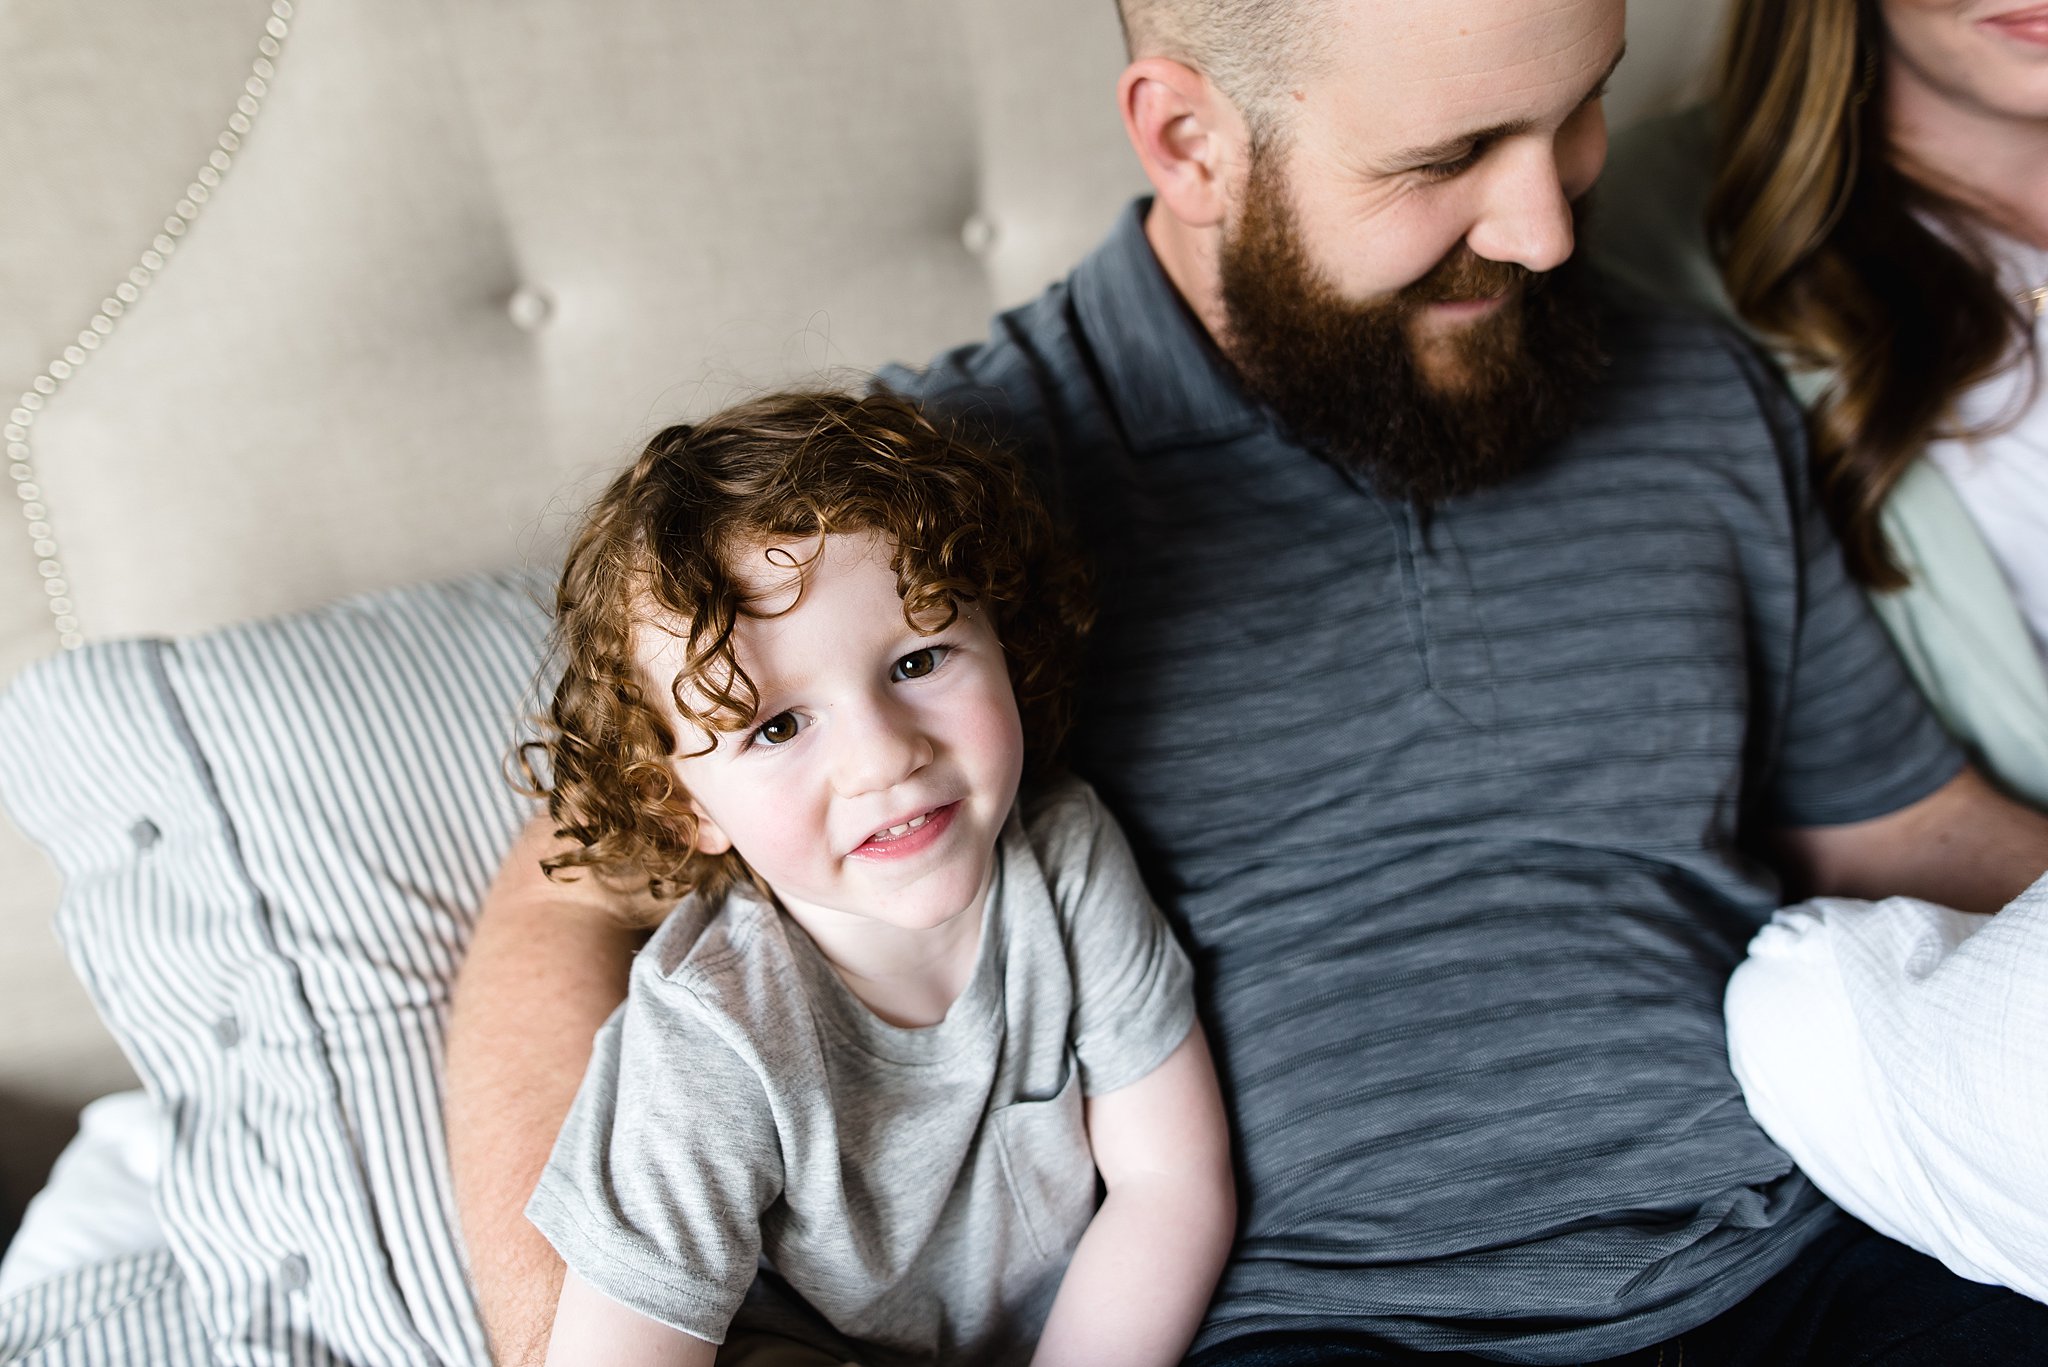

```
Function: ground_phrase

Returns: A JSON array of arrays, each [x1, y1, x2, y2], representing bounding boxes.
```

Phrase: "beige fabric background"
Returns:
[[0, 0, 1724, 1210]]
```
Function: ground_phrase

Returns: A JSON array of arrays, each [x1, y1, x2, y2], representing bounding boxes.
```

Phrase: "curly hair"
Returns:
[[520, 389, 1093, 923]]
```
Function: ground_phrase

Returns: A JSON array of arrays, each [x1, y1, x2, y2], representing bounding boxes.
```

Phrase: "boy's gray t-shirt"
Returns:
[[527, 777, 1197, 1365]]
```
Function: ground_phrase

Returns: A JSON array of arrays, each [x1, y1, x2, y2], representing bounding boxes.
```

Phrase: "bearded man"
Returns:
[[447, 0, 2048, 1362]]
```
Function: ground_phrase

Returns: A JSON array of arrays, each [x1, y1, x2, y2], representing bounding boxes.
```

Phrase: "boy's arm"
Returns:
[[446, 813, 654, 1367], [1030, 1023, 1236, 1367], [546, 1270, 717, 1367]]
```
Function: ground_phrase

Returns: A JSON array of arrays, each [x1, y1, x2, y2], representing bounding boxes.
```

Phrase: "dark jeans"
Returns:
[[1186, 1219, 2048, 1366]]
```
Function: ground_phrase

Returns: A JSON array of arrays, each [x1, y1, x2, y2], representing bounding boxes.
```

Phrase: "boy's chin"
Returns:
[[785, 860, 993, 934], [862, 870, 993, 933]]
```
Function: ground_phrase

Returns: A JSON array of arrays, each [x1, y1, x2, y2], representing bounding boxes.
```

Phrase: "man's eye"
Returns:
[[752, 711, 802, 746], [1419, 148, 1480, 182], [891, 647, 948, 681]]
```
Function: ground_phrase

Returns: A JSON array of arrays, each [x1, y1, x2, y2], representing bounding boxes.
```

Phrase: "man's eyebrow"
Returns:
[[1380, 42, 1628, 171]]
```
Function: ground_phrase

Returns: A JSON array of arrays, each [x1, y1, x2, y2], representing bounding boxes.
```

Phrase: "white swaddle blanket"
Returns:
[[1726, 872, 2048, 1303]]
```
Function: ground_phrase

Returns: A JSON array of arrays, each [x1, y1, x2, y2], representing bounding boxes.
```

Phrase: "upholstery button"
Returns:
[[506, 287, 554, 332], [213, 1016, 242, 1049], [129, 818, 161, 850], [279, 1253, 310, 1291], [960, 213, 998, 255]]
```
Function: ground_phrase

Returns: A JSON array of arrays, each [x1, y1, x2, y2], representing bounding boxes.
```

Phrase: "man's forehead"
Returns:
[[1312, 0, 1625, 143]]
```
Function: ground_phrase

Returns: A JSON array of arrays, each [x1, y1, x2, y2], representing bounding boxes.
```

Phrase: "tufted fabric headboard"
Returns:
[[0, 0, 1724, 1211]]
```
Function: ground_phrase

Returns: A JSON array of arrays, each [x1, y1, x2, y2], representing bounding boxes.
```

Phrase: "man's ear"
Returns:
[[1117, 56, 1246, 231], [689, 803, 734, 857]]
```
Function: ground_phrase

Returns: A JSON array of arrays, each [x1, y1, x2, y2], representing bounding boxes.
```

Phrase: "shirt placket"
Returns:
[[1390, 502, 1499, 729]]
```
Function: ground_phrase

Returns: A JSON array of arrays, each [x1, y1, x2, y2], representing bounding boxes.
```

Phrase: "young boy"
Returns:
[[521, 391, 1236, 1366]]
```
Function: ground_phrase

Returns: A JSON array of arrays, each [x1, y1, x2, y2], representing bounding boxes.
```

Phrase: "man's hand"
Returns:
[[1778, 766, 2048, 913], [1030, 1024, 1236, 1367], [446, 813, 650, 1367]]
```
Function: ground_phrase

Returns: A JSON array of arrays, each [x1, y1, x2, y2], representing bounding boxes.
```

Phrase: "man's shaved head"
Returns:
[[1118, 0, 1624, 503], [1116, 0, 1330, 134]]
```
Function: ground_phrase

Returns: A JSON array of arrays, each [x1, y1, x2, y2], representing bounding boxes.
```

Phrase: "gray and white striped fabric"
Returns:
[[0, 1251, 212, 1366], [0, 570, 552, 1366]]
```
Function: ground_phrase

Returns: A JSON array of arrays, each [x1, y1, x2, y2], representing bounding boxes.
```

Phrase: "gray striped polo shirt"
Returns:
[[880, 200, 1962, 1363]]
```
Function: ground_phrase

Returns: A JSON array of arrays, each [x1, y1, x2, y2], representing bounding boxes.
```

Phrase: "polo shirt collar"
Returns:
[[1070, 198, 1266, 452]]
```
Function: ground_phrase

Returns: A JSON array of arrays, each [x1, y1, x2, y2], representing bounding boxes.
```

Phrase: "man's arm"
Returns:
[[1030, 1024, 1236, 1367], [1777, 766, 2048, 913], [446, 813, 651, 1367]]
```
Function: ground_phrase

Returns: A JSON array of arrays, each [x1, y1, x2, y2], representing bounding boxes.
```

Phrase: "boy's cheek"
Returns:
[[965, 683, 1028, 789], [717, 792, 827, 879]]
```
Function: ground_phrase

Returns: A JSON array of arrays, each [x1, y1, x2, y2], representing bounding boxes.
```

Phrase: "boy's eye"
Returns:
[[752, 711, 802, 746], [891, 647, 947, 681]]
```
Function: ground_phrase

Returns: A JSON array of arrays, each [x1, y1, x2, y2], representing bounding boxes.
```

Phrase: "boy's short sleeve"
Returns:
[[1028, 780, 1198, 1097], [524, 966, 783, 1345]]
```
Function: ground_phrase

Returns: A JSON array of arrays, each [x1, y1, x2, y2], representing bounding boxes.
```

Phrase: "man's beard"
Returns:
[[1217, 149, 1607, 505]]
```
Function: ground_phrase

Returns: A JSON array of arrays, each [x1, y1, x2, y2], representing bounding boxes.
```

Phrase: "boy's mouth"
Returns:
[[850, 801, 959, 859]]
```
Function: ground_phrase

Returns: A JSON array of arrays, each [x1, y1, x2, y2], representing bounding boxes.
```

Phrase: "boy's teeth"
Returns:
[[875, 811, 931, 840]]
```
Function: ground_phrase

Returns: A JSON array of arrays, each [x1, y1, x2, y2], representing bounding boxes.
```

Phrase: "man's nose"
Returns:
[[1465, 141, 1579, 275], [830, 692, 934, 797]]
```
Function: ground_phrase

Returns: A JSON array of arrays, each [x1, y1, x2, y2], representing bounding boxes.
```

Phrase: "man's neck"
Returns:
[[1144, 200, 1232, 347]]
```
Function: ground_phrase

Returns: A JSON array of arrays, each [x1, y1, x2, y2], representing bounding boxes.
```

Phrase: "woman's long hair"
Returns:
[[1708, 0, 2038, 588]]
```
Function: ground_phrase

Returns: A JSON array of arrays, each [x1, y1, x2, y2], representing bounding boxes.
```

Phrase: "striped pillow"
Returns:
[[0, 570, 551, 1366]]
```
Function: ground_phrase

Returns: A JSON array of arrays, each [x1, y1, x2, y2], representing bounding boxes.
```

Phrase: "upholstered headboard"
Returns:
[[0, 0, 1725, 1214]]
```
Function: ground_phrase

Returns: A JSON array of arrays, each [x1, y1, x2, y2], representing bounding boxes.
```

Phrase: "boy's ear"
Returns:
[[689, 803, 734, 857]]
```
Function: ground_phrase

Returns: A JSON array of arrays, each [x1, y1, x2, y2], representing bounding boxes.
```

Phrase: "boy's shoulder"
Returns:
[[631, 887, 807, 1039], [1012, 772, 1151, 928], [641, 885, 761, 973], [1016, 771, 1112, 856]]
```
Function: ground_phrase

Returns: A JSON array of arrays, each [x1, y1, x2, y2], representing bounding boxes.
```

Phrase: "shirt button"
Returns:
[[129, 818, 161, 850], [212, 1016, 241, 1049], [278, 1253, 310, 1292]]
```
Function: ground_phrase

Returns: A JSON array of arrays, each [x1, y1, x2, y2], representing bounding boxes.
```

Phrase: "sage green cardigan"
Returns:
[[1590, 107, 2048, 806]]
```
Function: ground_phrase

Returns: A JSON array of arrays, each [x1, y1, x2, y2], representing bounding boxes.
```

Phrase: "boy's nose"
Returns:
[[830, 695, 934, 798]]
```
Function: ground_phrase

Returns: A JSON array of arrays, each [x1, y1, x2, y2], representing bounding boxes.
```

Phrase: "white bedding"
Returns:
[[0, 1092, 207, 1367], [0, 1092, 165, 1302]]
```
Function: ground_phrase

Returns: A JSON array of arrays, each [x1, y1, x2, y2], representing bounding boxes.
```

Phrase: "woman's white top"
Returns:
[[1726, 873, 2048, 1305], [1924, 239, 2048, 668]]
